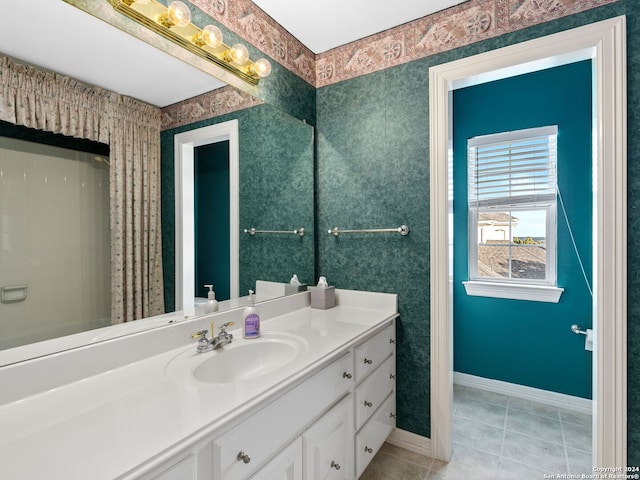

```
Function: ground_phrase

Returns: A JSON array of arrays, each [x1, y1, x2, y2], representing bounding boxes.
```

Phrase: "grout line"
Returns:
[[497, 400, 509, 479], [560, 414, 572, 474]]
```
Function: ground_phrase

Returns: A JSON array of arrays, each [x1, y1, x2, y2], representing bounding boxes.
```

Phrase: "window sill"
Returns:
[[462, 281, 564, 303]]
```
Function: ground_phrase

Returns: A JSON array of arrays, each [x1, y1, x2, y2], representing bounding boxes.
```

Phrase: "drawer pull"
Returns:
[[237, 451, 251, 464], [364, 446, 373, 454], [363, 358, 373, 365], [343, 372, 352, 379], [331, 461, 341, 470], [364, 400, 373, 408]]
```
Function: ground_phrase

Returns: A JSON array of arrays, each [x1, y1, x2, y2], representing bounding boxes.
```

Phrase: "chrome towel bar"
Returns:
[[244, 227, 305, 237], [327, 225, 410, 237]]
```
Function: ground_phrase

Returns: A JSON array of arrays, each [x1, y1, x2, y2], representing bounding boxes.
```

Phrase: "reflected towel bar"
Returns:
[[327, 225, 410, 237], [244, 227, 305, 237]]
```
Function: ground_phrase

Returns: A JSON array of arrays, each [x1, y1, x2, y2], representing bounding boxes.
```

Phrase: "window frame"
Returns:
[[463, 126, 564, 302]]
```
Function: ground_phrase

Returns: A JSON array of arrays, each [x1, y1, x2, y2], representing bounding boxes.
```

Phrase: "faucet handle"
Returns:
[[190, 329, 208, 339], [191, 329, 214, 353], [219, 321, 235, 332]]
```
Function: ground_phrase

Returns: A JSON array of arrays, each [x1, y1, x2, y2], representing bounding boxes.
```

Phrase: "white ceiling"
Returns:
[[251, 0, 468, 53], [0, 0, 225, 107], [0, 0, 466, 107]]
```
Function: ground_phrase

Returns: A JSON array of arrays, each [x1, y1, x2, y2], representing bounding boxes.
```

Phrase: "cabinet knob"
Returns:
[[390, 373, 396, 380], [390, 338, 396, 344], [331, 461, 341, 470], [364, 400, 373, 408], [363, 358, 373, 365], [364, 446, 373, 454], [237, 451, 251, 464], [343, 372, 352, 379], [390, 412, 397, 419]]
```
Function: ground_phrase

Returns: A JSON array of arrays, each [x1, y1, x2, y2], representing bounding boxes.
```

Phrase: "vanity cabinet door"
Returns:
[[303, 395, 354, 480], [213, 353, 353, 480], [249, 438, 303, 480]]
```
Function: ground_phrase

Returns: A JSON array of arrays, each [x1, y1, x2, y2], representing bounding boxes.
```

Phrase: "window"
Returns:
[[463, 126, 564, 302]]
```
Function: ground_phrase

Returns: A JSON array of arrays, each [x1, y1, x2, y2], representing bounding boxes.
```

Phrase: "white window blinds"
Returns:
[[468, 126, 557, 208]]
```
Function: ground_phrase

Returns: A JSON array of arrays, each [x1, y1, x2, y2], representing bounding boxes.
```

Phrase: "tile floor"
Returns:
[[360, 384, 592, 479]]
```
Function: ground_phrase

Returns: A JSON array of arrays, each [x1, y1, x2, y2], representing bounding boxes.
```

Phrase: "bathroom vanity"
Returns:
[[0, 289, 397, 480]]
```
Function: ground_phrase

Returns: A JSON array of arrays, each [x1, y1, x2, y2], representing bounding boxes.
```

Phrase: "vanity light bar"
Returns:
[[107, 0, 271, 85]]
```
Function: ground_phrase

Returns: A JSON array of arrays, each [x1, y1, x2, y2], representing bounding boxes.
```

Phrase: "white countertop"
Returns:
[[0, 290, 397, 480]]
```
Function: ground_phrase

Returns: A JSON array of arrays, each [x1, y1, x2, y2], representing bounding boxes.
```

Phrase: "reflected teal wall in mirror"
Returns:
[[162, 104, 315, 311]]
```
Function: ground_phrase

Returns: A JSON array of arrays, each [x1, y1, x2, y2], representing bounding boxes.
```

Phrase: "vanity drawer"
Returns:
[[355, 392, 396, 479], [213, 352, 353, 480], [354, 323, 395, 383], [354, 354, 395, 430]]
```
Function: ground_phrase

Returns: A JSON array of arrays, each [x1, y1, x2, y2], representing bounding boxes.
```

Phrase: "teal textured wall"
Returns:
[[162, 104, 315, 311], [452, 61, 593, 399], [316, 2, 639, 462]]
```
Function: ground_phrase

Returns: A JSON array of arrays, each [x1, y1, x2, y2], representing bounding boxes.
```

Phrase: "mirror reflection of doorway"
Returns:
[[194, 141, 230, 301]]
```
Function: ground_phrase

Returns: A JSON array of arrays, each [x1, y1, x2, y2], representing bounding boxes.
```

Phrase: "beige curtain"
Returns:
[[109, 96, 165, 322], [0, 54, 165, 323]]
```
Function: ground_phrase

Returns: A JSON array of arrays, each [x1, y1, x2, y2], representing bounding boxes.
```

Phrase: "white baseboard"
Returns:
[[454, 372, 592, 415], [386, 428, 431, 457]]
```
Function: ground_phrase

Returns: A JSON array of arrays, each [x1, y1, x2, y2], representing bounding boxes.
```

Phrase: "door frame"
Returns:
[[174, 120, 240, 313], [429, 16, 627, 467]]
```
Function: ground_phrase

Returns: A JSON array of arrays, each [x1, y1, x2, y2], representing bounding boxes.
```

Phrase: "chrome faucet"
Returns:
[[191, 321, 234, 353]]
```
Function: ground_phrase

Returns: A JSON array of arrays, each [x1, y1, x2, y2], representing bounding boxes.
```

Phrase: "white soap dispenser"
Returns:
[[204, 284, 219, 313], [242, 289, 260, 339]]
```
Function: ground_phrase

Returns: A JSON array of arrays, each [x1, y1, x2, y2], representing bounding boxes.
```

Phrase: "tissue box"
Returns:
[[284, 283, 308, 295], [309, 286, 335, 309]]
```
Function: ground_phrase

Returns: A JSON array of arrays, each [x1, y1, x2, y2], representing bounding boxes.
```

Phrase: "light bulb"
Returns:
[[158, 1, 191, 28], [193, 25, 223, 48], [229, 44, 249, 65], [251, 58, 272, 78]]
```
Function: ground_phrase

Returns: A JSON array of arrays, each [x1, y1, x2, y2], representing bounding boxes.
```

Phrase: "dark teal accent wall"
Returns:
[[452, 61, 593, 399], [162, 104, 315, 311], [195, 141, 231, 301], [316, 2, 639, 462]]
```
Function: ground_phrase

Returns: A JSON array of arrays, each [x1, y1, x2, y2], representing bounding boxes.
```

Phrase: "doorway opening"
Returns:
[[429, 16, 627, 467], [174, 120, 239, 315]]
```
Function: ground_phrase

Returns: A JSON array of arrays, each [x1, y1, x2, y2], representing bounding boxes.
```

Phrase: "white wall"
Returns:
[[0, 137, 110, 349]]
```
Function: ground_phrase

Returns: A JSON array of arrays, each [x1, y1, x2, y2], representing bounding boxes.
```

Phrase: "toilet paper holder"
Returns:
[[571, 324, 588, 335]]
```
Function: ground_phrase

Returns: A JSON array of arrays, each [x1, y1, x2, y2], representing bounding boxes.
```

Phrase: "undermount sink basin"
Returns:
[[166, 333, 308, 385]]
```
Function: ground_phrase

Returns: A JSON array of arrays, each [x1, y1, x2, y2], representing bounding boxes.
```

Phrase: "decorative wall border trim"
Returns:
[[185, 0, 619, 89], [187, 0, 316, 86], [315, 0, 618, 87], [168, 0, 619, 126], [161, 85, 262, 130]]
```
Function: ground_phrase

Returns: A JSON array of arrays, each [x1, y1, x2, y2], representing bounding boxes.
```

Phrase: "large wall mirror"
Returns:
[[0, 0, 315, 366]]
